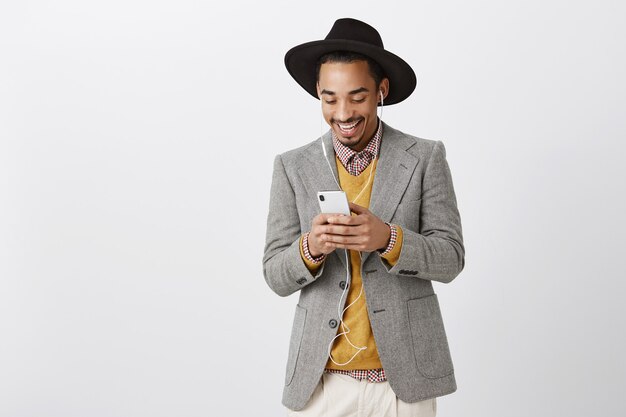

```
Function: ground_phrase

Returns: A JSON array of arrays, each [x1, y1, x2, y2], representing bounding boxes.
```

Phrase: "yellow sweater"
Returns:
[[299, 155, 404, 370]]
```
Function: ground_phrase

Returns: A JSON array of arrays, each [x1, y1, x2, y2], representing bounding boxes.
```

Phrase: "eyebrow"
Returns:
[[320, 87, 369, 96]]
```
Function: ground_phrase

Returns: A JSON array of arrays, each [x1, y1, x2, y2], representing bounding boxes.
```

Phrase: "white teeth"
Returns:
[[338, 120, 360, 130]]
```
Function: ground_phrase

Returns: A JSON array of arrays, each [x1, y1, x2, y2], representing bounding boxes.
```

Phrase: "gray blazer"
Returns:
[[262, 122, 465, 411]]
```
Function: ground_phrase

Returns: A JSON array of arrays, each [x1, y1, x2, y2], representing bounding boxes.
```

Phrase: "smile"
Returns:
[[336, 119, 362, 136]]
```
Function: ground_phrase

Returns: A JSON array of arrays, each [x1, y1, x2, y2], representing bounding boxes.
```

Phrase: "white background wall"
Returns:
[[1, 1, 625, 416]]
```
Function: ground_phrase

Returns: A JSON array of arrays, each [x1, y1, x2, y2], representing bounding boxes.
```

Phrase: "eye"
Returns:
[[352, 97, 366, 103], [324, 100, 336, 105]]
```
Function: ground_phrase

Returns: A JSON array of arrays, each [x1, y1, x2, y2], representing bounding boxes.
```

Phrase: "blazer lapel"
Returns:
[[362, 122, 420, 265], [301, 130, 341, 194]]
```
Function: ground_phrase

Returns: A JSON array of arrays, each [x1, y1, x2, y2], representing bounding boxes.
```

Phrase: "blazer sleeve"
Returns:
[[381, 140, 465, 283], [262, 154, 326, 297]]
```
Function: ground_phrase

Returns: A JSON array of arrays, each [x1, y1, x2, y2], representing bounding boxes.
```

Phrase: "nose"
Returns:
[[335, 100, 354, 122]]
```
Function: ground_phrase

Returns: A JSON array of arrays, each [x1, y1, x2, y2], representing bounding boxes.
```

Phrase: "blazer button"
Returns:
[[339, 281, 346, 290], [329, 319, 338, 328]]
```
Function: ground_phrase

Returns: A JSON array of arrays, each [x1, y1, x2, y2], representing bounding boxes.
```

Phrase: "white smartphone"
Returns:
[[317, 191, 351, 216]]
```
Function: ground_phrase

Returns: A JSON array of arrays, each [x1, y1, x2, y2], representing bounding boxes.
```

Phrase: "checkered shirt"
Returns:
[[331, 118, 383, 176], [324, 367, 387, 383]]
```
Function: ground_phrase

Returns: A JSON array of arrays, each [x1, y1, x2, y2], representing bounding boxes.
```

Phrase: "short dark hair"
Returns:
[[315, 51, 386, 88]]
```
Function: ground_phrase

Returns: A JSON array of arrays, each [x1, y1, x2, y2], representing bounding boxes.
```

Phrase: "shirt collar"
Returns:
[[331, 118, 383, 169]]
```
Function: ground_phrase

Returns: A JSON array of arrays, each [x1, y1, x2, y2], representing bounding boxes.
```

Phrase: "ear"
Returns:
[[379, 78, 390, 102], [316, 82, 322, 99]]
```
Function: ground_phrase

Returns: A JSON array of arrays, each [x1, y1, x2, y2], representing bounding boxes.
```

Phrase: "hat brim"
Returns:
[[285, 39, 417, 106]]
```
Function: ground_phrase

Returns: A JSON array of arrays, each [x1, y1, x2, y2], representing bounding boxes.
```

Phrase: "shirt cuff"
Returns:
[[379, 223, 398, 255], [300, 232, 325, 271], [379, 224, 403, 266]]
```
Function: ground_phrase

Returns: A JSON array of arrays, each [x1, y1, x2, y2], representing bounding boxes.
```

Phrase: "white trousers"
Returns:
[[286, 372, 437, 417]]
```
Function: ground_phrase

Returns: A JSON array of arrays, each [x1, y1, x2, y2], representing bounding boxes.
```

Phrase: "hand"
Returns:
[[307, 213, 344, 257], [313, 202, 391, 253]]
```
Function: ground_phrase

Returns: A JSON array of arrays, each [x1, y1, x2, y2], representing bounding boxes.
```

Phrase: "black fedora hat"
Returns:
[[284, 18, 417, 106]]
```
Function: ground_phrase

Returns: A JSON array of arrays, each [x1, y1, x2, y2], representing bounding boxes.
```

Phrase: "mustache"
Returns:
[[331, 117, 363, 124]]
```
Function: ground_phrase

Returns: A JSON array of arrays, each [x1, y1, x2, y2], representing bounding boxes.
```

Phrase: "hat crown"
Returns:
[[284, 17, 416, 105], [325, 18, 384, 49]]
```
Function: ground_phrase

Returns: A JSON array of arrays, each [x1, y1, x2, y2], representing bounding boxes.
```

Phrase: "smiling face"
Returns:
[[317, 60, 389, 152]]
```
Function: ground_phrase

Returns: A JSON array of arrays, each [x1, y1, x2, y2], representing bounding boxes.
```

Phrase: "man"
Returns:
[[263, 18, 465, 417]]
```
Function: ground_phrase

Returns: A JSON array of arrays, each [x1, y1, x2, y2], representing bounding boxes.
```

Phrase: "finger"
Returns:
[[312, 214, 330, 225], [313, 213, 343, 225], [348, 202, 369, 215], [327, 214, 358, 226], [322, 234, 362, 245], [323, 224, 359, 236], [329, 214, 367, 226], [330, 242, 367, 251]]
